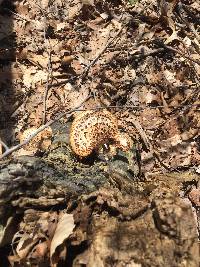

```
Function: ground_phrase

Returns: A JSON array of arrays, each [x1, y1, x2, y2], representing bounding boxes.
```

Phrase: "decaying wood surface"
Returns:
[[0, 144, 199, 266]]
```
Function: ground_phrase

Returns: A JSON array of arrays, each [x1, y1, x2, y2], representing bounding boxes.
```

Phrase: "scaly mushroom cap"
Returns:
[[114, 133, 133, 151], [70, 110, 132, 157], [20, 127, 52, 152]]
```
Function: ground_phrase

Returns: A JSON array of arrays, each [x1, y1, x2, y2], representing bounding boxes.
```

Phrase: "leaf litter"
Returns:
[[0, 0, 199, 265]]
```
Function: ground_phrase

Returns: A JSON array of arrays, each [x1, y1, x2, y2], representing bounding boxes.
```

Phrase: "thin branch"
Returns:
[[130, 48, 165, 59], [43, 39, 53, 124], [43, 62, 51, 123], [65, 103, 200, 112], [163, 44, 200, 65], [34, 4, 53, 124], [0, 94, 91, 160], [3, 8, 30, 22], [0, 140, 9, 150], [81, 27, 123, 78], [125, 116, 171, 170], [178, 3, 200, 44], [46, 27, 123, 89]]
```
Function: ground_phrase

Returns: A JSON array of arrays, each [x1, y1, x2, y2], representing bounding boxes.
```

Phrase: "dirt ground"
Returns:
[[0, 0, 200, 266]]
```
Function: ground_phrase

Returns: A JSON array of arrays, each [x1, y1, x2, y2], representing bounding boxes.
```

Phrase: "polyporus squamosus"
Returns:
[[70, 110, 132, 157], [19, 127, 52, 154]]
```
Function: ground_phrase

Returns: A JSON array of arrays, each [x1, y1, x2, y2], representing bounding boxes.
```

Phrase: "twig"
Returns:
[[68, 102, 200, 112], [47, 27, 123, 88], [3, 8, 30, 22], [81, 27, 123, 78], [178, 3, 200, 44], [35, 4, 53, 124], [0, 95, 91, 160], [43, 45, 52, 124], [130, 48, 165, 59], [162, 44, 200, 65], [0, 140, 9, 150], [26, 1, 53, 124], [126, 115, 171, 170]]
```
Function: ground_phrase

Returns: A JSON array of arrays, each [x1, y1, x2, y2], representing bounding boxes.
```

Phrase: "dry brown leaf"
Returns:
[[50, 213, 75, 266], [29, 54, 49, 68], [41, 0, 49, 9], [0, 143, 2, 155], [31, 241, 48, 258], [15, 233, 38, 260], [164, 30, 180, 44], [87, 25, 111, 60], [81, 0, 95, 5], [22, 66, 48, 88], [163, 69, 181, 86], [188, 188, 200, 206], [140, 108, 163, 129], [68, 0, 82, 20], [67, 87, 89, 109]]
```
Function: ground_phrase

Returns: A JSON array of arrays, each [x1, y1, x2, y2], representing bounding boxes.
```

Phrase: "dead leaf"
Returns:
[[50, 213, 75, 266], [22, 66, 48, 88], [67, 87, 89, 109], [188, 188, 200, 206], [31, 241, 48, 258], [14, 232, 38, 260]]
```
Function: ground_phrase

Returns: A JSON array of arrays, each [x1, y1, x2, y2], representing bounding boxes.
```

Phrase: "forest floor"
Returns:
[[0, 0, 200, 266]]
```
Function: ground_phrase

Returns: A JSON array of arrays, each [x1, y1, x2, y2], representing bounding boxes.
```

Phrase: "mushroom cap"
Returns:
[[70, 110, 132, 157], [114, 133, 133, 151], [19, 127, 52, 152]]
